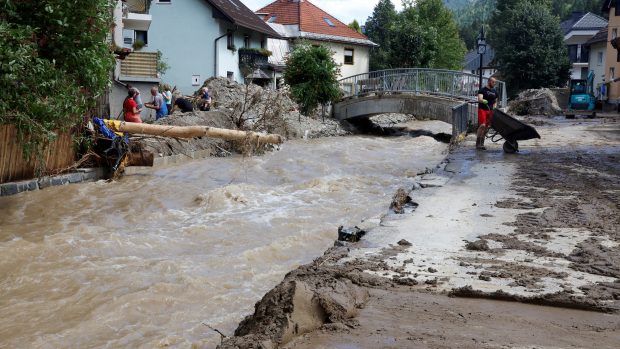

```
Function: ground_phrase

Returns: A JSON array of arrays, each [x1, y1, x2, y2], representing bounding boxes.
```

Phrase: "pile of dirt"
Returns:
[[508, 88, 563, 116], [138, 78, 351, 159], [199, 77, 350, 139], [136, 110, 235, 157]]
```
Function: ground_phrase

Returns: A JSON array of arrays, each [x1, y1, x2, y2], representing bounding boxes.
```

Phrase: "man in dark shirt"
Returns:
[[477, 77, 498, 150], [172, 97, 194, 113]]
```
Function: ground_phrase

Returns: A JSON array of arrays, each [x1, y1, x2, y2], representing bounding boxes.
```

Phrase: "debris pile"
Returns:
[[508, 88, 562, 116], [198, 77, 350, 139]]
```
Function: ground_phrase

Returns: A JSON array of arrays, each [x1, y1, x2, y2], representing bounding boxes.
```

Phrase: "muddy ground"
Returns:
[[216, 116, 620, 349]]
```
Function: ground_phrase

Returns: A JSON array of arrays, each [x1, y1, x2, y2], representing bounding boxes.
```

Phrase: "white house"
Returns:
[[255, 0, 377, 86], [585, 27, 608, 100], [561, 12, 608, 80], [462, 46, 497, 80]]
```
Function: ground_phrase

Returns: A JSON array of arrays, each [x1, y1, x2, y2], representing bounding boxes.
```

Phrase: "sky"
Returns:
[[242, 0, 404, 25]]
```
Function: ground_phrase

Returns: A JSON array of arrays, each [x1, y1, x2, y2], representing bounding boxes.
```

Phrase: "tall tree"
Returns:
[[283, 42, 341, 116], [489, 0, 570, 93], [365, 0, 398, 70], [0, 0, 115, 160], [418, 0, 466, 69]]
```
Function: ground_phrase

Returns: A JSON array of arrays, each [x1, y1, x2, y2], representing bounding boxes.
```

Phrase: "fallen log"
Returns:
[[103, 120, 284, 145]]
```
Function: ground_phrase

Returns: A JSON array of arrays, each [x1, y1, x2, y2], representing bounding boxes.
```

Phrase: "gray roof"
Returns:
[[573, 12, 608, 30], [298, 31, 378, 47], [561, 12, 607, 34], [206, 0, 280, 37], [463, 46, 496, 71], [585, 27, 608, 45]]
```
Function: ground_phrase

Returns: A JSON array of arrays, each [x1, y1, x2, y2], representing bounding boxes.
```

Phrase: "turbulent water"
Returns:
[[0, 130, 447, 348]]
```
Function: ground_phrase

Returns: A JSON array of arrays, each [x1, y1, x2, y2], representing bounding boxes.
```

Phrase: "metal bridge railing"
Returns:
[[338, 68, 507, 108]]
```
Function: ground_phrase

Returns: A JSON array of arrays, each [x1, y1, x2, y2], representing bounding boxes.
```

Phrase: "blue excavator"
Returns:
[[566, 70, 596, 118]]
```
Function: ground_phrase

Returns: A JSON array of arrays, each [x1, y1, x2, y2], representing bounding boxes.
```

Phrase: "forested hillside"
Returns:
[[446, 0, 605, 49]]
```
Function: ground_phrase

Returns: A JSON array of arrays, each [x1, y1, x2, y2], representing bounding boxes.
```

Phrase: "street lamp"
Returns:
[[477, 26, 487, 90]]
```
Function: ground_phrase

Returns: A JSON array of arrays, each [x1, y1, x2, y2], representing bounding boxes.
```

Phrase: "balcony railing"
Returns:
[[120, 51, 158, 78], [238, 49, 269, 68], [569, 54, 589, 64], [124, 0, 149, 15]]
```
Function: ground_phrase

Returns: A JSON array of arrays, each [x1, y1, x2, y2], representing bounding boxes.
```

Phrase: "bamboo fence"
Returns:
[[0, 125, 75, 183]]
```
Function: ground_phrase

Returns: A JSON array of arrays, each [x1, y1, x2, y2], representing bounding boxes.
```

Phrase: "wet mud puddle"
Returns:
[[0, 130, 448, 348]]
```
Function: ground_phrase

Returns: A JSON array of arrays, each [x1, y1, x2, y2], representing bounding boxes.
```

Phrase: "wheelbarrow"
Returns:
[[487, 109, 541, 153]]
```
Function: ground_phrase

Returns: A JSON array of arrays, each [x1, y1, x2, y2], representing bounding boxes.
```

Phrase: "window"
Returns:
[[613, 29, 618, 40], [610, 67, 615, 80], [135, 30, 148, 45], [227, 71, 234, 80], [323, 17, 336, 27], [617, 48, 620, 63], [598, 51, 604, 65], [227, 31, 234, 50], [261, 39, 266, 49], [244, 35, 250, 48], [157, 0, 171, 3], [123, 37, 133, 45], [267, 15, 277, 23], [344, 48, 354, 65]]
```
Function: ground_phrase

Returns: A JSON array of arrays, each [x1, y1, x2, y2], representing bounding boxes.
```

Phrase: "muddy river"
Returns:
[[0, 128, 448, 348]]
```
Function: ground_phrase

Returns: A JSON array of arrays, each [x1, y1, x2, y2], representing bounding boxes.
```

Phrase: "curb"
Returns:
[[0, 168, 107, 197]]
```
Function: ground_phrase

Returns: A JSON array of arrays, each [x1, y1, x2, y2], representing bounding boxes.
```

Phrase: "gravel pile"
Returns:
[[508, 88, 562, 116]]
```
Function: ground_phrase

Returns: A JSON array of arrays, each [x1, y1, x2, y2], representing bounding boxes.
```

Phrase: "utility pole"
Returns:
[[477, 26, 487, 90]]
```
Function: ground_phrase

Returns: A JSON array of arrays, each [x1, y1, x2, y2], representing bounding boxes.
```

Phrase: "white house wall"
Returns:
[[326, 43, 369, 79], [215, 28, 266, 83], [589, 42, 607, 97]]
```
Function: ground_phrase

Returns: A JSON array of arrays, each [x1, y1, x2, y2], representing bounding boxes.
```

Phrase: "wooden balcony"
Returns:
[[120, 51, 158, 79]]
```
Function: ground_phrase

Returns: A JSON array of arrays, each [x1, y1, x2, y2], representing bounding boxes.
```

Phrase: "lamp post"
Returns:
[[477, 26, 487, 90]]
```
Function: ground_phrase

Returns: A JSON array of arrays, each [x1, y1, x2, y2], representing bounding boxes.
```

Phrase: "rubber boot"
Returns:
[[479, 136, 486, 150]]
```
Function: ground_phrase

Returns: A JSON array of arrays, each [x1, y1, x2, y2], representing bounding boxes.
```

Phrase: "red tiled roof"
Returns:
[[257, 0, 369, 41]]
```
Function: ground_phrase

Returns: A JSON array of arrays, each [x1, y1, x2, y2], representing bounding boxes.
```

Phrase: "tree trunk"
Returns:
[[104, 120, 284, 145]]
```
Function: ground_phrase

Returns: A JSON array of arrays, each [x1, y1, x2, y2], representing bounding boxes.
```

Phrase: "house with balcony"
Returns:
[[561, 12, 608, 80], [255, 0, 377, 87], [602, 0, 620, 108], [144, 0, 279, 95], [110, 0, 160, 121]]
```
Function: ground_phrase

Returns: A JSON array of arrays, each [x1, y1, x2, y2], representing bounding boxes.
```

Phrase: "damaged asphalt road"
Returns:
[[218, 116, 620, 349]]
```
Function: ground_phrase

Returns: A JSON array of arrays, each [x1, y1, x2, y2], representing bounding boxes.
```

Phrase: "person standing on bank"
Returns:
[[123, 89, 142, 123], [145, 86, 168, 120], [163, 84, 173, 116], [476, 77, 497, 150]]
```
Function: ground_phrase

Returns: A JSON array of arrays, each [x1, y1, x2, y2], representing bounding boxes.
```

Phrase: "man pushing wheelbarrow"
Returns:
[[476, 77, 498, 150], [475, 77, 541, 153]]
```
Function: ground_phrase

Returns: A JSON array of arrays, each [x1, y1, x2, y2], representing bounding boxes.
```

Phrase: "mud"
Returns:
[[217, 241, 423, 348], [388, 188, 413, 214], [479, 233, 564, 257], [218, 119, 620, 348], [449, 286, 614, 312], [283, 287, 620, 349], [500, 148, 620, 287]]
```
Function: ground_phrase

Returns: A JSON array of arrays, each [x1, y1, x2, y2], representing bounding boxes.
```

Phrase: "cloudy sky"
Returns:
[[242, 0, 404, 25]]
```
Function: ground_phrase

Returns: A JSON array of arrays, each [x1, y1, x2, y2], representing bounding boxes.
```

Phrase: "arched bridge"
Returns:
[[334, 69, 507, 138]]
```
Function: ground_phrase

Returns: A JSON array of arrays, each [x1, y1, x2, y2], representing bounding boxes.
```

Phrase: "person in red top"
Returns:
[[123, 89, 142, 123]]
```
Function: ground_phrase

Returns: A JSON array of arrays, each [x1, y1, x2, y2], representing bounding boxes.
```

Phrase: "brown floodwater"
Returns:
[[0, 132, 447, 348]]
